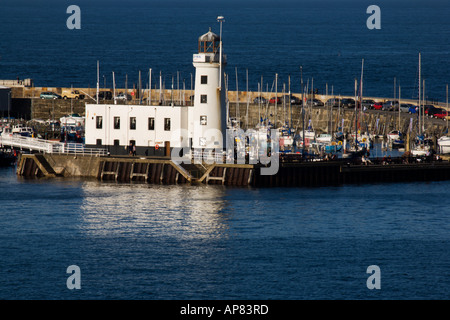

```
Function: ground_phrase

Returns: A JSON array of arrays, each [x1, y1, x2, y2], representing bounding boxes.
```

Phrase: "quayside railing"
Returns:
[[0, 135, 106, 156]]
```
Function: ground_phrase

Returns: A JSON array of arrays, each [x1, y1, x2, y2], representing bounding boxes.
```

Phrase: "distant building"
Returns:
[[0, 86, 11, 118], [85, 28, 227, 156]]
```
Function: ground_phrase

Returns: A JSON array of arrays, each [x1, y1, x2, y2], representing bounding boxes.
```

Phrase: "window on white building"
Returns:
[[96, 116, 103, 129], [130, 117, 136, 130], [164, 118, 171, 131], [148, 117, 155, 130], [114, 117, 120, 129]]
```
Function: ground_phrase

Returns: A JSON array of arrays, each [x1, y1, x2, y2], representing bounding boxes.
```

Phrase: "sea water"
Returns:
[[0, 166, 448, 299], [0, 0, 449, 300], [0, 0, 449, 101]]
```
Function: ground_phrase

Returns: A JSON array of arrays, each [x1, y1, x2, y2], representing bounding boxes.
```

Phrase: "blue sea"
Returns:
[[0, 0, 449, 302], [0, 166, 449, 300], [0, 0, 449, 102]]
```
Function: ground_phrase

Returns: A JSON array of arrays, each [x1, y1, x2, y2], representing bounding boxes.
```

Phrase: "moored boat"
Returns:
[[0, 149, 16, 167], [438, 136, 450, 154]]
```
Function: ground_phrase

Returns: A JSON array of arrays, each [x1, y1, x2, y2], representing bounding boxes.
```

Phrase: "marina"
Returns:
[[0, 0, 449, 303], [1, 28, 449, 187]]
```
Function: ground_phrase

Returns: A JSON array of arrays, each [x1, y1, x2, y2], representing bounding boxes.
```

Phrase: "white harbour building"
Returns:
[[85, 27, 227, 157]]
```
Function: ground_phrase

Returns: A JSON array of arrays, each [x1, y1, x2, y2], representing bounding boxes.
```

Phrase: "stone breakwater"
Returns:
[[7, 85, 449, 138]]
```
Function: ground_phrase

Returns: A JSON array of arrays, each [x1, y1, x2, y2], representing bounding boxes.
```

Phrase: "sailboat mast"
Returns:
[[246, 68, 249, 130], [360, 59, 364, 134], [96, 61, 99, 104], [398, 86, 401, 131], [235, 67, 239, 125], [112, 71, 116, 104], [258, 82, 261, 126], [289, 74, 291, 128], [447, 83, 449, 132], [418, 52, 421, 135], [149, 68, 152, 106], [275, 73, 278, 128], [423, 79, 426, 133], [354, 78, 358, 145], [303, 79, 309, 155]]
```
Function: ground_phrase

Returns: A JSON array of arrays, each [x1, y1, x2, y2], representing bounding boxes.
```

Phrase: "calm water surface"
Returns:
[[0, 0, 449, 300], [0, 166, 448, 299], [0, 0, 449, 101]]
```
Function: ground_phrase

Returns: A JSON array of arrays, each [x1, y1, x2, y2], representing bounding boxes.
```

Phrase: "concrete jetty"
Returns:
[[16, 153, 450, 187]]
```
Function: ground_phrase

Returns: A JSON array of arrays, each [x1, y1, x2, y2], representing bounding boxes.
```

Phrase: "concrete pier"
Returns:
[[16, 153, 450, 187]]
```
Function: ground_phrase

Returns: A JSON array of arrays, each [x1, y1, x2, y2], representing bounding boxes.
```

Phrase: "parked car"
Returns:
[[305, 98, 324, 107], [362, 99, 376, 109], [115, 92, 132, 101], [98, 91, 113, 100], [424, 104, 434, 115], [40, 92, 62, 100], [341, 98, 356, 108], [435, 109, 448, 119], [269, 97, 282, 104], [399, 103, 412, 113], [409, 105, 418, 114], [373, 102, 383, 110], [325, 98, 342, 108], [253, 96, 267, 104], [429, 107, 447, 119], [61, 89, 84, 100], [382, 100, 399, 111], [288, 95, 302, 105], [281, 95, 302, 105]]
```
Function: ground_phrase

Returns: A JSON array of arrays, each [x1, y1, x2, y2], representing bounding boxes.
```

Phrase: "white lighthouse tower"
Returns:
[[191, 25, 227, 150]]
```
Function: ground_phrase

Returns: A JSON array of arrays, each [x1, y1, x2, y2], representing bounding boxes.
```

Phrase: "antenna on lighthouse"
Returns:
[[217, 15, 225, 88]]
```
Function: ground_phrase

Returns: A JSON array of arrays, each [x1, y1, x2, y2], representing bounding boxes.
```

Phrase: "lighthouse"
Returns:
[[191, 26, 227, 150], [84, 22, 228, 157]]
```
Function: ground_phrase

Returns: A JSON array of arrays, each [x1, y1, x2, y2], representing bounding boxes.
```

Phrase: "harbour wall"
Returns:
[[10, 97, 449, 138], [9, 86, 449, 107], [16, 153, 450, 187]]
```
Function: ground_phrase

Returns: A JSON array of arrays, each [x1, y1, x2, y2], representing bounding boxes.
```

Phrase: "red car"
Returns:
[[431, 108, 448, 119], [269, 97, 282, 104], [373, 102, 383, 110]]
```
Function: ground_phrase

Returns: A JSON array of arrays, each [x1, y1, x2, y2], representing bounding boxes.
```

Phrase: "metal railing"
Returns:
[[192, 149, 225, 165], [0, 135, 106, 156]]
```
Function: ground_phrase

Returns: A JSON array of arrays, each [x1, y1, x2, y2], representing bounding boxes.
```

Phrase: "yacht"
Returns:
[[438, 136, 450, 154]]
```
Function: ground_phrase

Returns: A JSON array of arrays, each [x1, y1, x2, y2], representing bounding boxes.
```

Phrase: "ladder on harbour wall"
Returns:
[[98, 159, 193, 184], [17, 154, 57, 177]]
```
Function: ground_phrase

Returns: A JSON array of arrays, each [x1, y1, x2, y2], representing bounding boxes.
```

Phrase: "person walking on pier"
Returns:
[[128, 143, 133, 156]]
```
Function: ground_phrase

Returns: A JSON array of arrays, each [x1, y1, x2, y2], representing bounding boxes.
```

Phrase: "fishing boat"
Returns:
[[0, 125, 12, 137], [60, 113, 85, 127], [387, 130, 402, 141], [278, 125, 295, 151], [0, 149, 16, 167], [316, 133, 332, 144], [299, 127, 315, 140], [438, 136, 450, 154], [342, 144, 367, 159], [12, 124, 34, 137], [411, 135, 432, 156], [388, 130, 405, 149]]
